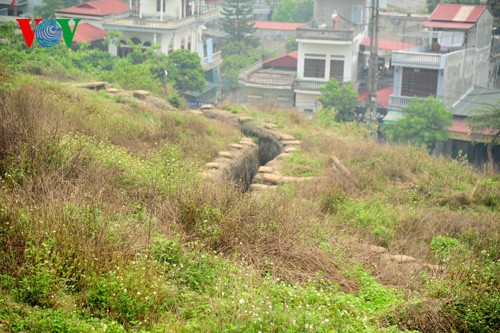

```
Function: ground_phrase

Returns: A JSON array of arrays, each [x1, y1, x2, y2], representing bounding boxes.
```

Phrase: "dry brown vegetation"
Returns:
[[0, 70, 498, 332]]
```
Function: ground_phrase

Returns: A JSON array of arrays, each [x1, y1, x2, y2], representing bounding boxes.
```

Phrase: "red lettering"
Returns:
[[16, 18, 42, 48]]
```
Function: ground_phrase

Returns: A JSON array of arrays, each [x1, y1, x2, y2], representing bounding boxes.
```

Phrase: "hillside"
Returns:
[[0, 68, 499, 332]]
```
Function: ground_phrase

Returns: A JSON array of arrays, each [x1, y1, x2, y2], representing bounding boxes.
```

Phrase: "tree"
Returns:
[[284, 35, 298, 53], [317, 79, 358, 123], [165, 49, 206, 93], [221, 40, 260, 88], [35, 0, 82, 18], [384, 97, 452, 150], [467, 102, 500, 173], [221, 0, 255, 40], [272, 0, 314, 23]]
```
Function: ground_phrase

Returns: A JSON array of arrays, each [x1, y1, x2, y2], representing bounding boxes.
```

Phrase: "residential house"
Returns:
[[445, 87, 500, 166], [386, 4, 494, 119], [238, 51, 298, 108], [102, 0, 222, 104], [102, 0, 219, 57], [294, 0, 368, 113], [55, 0, 129, 29]]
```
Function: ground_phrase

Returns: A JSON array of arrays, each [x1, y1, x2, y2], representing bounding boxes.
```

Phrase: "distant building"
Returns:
[[56, 0, 129, 29], [294, 0, 369, 113], [238, 51, 298, 108], [253, 21, 305, 54], [386, 4, 494, 119], [100, 0, 222, 104]]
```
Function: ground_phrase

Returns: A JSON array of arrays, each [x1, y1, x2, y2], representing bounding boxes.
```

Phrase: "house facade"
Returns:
[[294, 0, 368, 112], [387, 4, 494, 117], [102, 0, 219, 57]]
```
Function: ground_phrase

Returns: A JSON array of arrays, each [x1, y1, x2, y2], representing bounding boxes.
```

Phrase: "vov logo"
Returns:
[[16, 18, 81, 48]]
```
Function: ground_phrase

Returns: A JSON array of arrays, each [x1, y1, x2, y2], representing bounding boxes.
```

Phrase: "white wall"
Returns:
[[297, 41, 356, 82], [295, 92, 321, 113]]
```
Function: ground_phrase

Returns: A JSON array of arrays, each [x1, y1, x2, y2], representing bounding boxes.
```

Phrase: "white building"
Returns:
[[387, 4, 494, 118], [102, 0, 219, 59], [294, 0, 368, 113]]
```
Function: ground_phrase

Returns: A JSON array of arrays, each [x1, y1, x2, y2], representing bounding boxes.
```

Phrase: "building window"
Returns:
[[401, 68, 438, 97], [329, 59, 344, 82], [304, 58, 325, 78]]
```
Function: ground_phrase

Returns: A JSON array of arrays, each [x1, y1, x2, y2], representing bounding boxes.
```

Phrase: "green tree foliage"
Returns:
[[384, 97, 452, 150], [221, 0, 255, 40], [165, 49, 206, 93], [35, 0, 83, 18], [318, 79, 359, 122], [272, 0, 314, 22], [285, 35, 298, 53], [221, 41, 261, 89], [467, 101, 500, 173]]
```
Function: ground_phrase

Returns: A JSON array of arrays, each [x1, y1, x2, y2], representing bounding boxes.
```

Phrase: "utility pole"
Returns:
[[366, 0, 379, 140]]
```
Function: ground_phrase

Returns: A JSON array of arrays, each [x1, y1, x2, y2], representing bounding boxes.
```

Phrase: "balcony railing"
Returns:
[[294, 80, 327, 91], [245, 75, 295, 86], [388, 95, 425, 110], [104, 7, 219, 30], [391, 51, 444, 69], [296, 27, 355, 41], [201, 50, 222, 70]]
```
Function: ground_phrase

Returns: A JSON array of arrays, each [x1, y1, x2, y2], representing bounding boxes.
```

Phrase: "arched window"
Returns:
[[187, 36, 192, 51], [180, 38, 185, 49]]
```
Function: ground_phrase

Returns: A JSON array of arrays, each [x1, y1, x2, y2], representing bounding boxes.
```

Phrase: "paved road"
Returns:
[[386, 0, 426, 13]]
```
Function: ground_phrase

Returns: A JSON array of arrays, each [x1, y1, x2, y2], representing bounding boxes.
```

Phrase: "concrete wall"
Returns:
[[240, 85, 295, 108], [442, 46, 491, 106], [475, 10, 494, 49], [295, 91, 320, 112]]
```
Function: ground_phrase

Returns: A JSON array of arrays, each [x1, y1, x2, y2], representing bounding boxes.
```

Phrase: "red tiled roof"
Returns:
[[56, 0, 129, 17], [263, 51, 298, 69], [429, 4, 488, 23], [253, 21, 305, 31], [361, 38, 416, 51], [422, 21, 475, 29], [72, 23, 108, 42], [358, 87, 393, 109]]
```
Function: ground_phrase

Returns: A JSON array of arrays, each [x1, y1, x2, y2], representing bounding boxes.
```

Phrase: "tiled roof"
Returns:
[[361, 38, 416, 51], [253, 21, 305, 31], [430, 4, 488, 23], [72, 23, 108, 42], [56, 0, 129, 17], [263, 51, 298, 69]]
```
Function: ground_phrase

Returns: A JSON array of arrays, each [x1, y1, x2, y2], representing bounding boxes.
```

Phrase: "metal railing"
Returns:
[[391, 51, 443, 69], [296, 27, 355, 41]]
